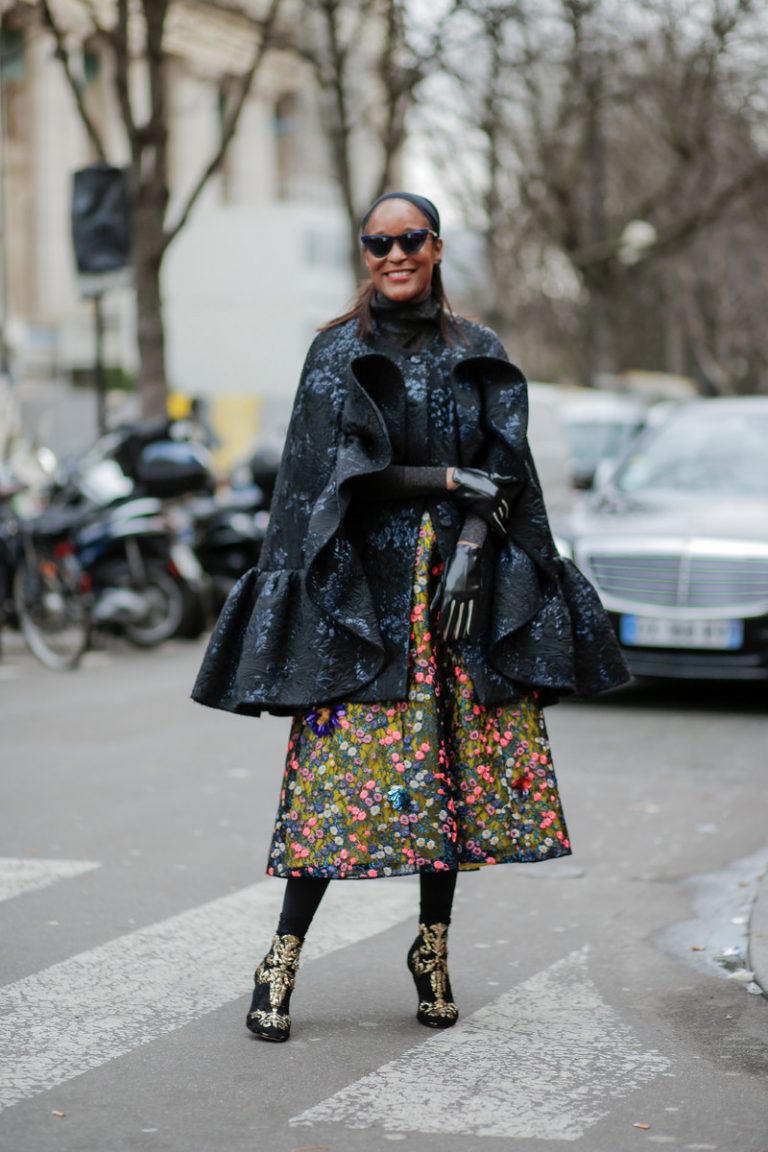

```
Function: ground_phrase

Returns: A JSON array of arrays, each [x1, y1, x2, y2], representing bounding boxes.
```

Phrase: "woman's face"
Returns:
[[362, 199, 443, 304]]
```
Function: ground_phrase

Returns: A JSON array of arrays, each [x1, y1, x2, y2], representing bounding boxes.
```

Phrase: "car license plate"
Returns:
[[619, 615, 744, 650]]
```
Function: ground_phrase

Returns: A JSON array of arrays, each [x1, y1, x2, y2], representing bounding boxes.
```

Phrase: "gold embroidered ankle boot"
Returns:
[[246, 933, 303, 1042], [407, 921, 459, 1029]]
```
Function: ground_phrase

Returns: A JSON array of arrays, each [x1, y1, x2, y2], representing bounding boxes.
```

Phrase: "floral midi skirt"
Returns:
[[266, 513, 572, 879]]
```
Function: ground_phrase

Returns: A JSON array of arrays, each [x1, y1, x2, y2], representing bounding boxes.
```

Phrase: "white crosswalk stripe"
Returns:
[[1, 872, 673, 1139], [0, 877, 416, 1112], [290, 948, 671, 1141], [0, 857, 100, 904]]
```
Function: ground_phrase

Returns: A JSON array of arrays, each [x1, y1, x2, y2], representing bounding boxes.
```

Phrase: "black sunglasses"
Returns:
[[360, 229, 438, 258]]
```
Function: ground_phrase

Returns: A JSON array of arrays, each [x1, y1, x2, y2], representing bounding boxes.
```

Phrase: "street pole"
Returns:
[[94, 293, 106, 435]]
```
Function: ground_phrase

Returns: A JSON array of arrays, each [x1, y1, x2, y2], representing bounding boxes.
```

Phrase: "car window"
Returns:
[[565, 419, 643, 468], [615, 408, 768, 496]]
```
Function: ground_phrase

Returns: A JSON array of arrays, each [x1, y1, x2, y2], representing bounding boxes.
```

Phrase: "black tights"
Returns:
[[277, 870, 458, 940]]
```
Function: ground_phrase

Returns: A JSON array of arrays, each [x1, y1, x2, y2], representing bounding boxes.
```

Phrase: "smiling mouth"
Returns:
[[384, 269, 415, 279]]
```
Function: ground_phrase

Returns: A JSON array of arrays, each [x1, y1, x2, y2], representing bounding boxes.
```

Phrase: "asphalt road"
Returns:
[[1, 633, 767, 1152]]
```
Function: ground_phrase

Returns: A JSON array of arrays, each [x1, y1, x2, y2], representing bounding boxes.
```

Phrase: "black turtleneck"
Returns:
[[370, 291, 441, 352], [353, 292, 487, 548]]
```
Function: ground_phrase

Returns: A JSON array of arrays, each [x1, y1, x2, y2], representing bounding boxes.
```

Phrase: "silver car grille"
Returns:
[[586, 553, 768, 609]]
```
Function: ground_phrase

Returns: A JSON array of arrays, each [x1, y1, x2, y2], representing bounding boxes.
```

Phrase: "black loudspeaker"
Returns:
[[71, 165, 132, 274]]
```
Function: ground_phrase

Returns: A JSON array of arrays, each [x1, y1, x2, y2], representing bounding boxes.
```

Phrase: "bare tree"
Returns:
[[291, 0, 458, 280], [672, 186, 768, 394], [425, 0, 768, 385], [39, 0, 283, 418]]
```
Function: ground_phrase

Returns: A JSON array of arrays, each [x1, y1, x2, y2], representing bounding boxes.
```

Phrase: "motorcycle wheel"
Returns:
[[13, 554, 91, 671], [122, 562, 185, 648]]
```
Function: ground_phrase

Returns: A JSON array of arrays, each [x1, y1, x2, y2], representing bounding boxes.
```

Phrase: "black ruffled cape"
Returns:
[[192, 315, 630, 716]]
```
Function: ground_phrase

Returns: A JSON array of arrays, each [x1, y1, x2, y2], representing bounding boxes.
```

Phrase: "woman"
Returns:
[[192, 191, 629, 1042]]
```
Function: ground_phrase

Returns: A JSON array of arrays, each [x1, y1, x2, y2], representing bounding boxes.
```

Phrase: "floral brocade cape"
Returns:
[[192, 316, 630, 717]]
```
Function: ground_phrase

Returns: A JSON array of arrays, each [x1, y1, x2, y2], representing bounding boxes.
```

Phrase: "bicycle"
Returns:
[[0, 479, 92, 670]]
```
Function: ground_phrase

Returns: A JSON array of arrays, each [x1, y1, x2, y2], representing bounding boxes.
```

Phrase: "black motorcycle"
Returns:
[[186, 485, 267, 612], [50, 424, 213, 646]]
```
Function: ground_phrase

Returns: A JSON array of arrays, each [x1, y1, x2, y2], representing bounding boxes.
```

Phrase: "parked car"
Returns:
[[555, 397, 768, 680], [559, 390, 651, 489], [527, 383, 575, 514]]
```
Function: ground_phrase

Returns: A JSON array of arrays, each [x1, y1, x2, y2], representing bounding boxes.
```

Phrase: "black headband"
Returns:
[[361, 192, 441, 236]]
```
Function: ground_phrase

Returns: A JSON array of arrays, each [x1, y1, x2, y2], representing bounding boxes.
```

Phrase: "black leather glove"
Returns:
[[432, 541, 484, 642], [450, 467, 518, 538]]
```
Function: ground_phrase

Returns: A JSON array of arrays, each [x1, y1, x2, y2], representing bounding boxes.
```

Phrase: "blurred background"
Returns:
[[0, 0, 766, 678]]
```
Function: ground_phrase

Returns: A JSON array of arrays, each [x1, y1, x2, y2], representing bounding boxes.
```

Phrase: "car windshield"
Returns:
[[614, 406, 768, 497], [565, 419, 643, 470]]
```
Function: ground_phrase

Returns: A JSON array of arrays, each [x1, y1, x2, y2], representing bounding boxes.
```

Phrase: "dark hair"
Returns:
[[360, 191, 440, 235], [319, 263, 462, 343]]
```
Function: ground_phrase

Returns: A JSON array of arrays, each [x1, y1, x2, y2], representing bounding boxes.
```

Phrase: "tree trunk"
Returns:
[[583, 51, 616, 383], [135, 252, 167, 420], [133, 188, 169, 420], [584, 281, 616, 384]]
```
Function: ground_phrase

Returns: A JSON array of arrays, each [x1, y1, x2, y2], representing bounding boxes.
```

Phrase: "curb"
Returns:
[[748, 867, 768, 996]]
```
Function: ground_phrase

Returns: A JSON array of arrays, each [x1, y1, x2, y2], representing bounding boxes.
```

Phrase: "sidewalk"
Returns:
[[748, 867, 768, 995]]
